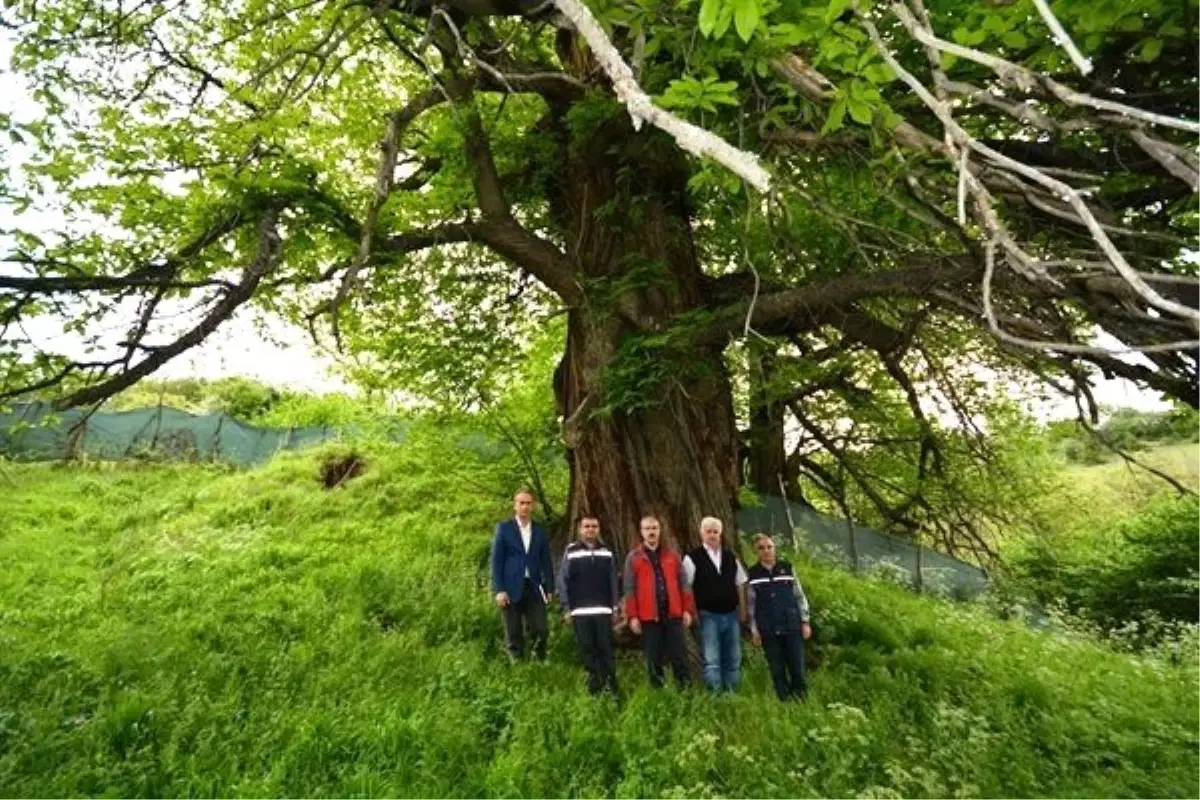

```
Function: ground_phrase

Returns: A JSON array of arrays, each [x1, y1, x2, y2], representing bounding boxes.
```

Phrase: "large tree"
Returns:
[[1, 0, 1196, 554]]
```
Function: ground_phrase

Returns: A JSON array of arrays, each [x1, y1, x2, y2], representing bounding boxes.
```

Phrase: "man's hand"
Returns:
[[629, 618, 642, 635], [494, 591, 510, 608], [682, 612, 693, 628], [751, 630, 762, 647], [801, 622, 812, 640]]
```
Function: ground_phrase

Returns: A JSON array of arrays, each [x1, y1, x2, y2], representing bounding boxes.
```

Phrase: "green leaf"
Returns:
[[698, 0, 721, 37], [952, 26, 987, 46], [862, 63, 895, 83], [712, 2, 734, 38], [982, 13, 1009, 35], [1001, 30, 1027, 49], [824, 0, 852, 25], [822, 97, 847, 133], [705, 79, 741, 106], [733, 0, 760, 42], [1115, 14, 1145, 31], [880, 108, 905, 130], [1140, 37, 1164, 61], [848, 98, 872, 124], [769, 22, 813, 46]]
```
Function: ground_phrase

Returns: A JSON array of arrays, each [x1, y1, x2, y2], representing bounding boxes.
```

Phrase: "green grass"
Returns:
[[1, 441, 1198, 798], [1032, 442, 1199, 537]]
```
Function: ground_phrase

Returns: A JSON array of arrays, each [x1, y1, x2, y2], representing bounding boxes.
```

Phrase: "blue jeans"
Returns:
[[699, 610, 741, 691]]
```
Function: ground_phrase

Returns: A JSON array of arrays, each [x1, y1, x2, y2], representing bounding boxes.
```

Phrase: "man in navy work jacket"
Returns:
[[491, 488, 554, 662], [747, 533, 812, 700], [556, 515, 620, 695]]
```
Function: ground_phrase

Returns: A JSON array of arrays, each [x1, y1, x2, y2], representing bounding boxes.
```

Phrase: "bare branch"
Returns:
[[980, 240, 1199, 355], [0, 273, 234, 292], [1124, 128, 1200, 191], [1030, 0, 1093, 76], [888, 1, 1200, 134], [51, 211, 285, 409], [458, 100, 584, 304], [861, 10, 1200, 332], [550, 0, 772, 191], [320, 84, 453, 345]]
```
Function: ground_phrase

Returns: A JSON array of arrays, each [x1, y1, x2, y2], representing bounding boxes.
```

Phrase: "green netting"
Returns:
[[0, 401, 988, 598], [738, 495, 989, 599], [0, 402, 381, 466]]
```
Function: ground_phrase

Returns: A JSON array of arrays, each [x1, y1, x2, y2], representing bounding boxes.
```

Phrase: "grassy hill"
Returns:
[[1034, 442, 1198, 535], [1, 435, 1198, 798]]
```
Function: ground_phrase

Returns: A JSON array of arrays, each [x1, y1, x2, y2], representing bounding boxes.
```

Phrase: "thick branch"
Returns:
[[460, 102, 584, 304], [0, 273, 233, 292], [52, 212, 284, 409], [702, 260, 974, 342]]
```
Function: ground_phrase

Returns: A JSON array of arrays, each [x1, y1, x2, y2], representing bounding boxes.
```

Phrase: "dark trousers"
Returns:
[[503, 579, 547, 661], [572, 615, 619, 695], [642, 618, 690, 688], [762, 629, 807, 700]]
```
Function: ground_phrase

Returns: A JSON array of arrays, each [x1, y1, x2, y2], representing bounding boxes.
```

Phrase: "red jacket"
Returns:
[[623, 544, 696, 622]]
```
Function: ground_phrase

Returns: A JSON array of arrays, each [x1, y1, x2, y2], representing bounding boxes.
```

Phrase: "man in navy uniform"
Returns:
[[747, 534, 813, 700], [491, 488, 554, 662], [557, 515, 620, 695]]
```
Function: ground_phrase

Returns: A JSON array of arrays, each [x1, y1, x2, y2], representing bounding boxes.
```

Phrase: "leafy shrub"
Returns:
[[1046, 405, 1200, 464], [1001, 493, 1199, 647]]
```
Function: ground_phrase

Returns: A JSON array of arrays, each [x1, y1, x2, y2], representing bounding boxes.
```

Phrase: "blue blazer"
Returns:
[[490, 518, 553, 603]]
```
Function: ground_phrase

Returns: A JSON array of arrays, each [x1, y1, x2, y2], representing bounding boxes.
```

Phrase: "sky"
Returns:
[[0, 29, 1175, 416]]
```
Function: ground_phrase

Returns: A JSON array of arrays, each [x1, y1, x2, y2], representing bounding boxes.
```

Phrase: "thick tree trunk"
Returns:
[[557, 315, 739, 556], [549, 116, 739, 557]]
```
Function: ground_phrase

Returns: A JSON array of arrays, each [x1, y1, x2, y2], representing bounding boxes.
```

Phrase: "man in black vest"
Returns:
[[682, 516, 748, 692], [747, 534, 812, 701], [556, 515, 620, 696]]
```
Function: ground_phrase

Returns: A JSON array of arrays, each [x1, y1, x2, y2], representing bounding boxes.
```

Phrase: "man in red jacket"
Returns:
[[623, 516, 695, 688]]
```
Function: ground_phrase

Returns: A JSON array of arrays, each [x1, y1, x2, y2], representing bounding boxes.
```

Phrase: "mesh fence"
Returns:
[[737, 495, 989, 599], [1, 401, 989, 598], [0, 402, 365, 466]]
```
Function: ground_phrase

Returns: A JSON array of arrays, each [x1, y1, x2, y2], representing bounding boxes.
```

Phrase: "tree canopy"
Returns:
[[1, 0, 1196, 553]]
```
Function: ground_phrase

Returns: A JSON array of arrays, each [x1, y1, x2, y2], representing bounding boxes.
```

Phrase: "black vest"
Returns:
[[748, 560, 802, 635], [689, 546, 739, 613], [563, 541, 616, 613]]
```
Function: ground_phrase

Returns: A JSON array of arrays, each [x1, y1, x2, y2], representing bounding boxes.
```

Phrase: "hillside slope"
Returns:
[[1, 440, 1197, 798], [1035, 442, 1199, 532]]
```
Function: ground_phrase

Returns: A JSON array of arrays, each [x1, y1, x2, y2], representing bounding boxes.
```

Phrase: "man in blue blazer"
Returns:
[[491, 487, 555, 661]]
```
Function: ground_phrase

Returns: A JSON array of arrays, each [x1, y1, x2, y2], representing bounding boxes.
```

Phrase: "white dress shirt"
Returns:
[[682, 545, 748, 588], [518, 518, 532, 578]]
